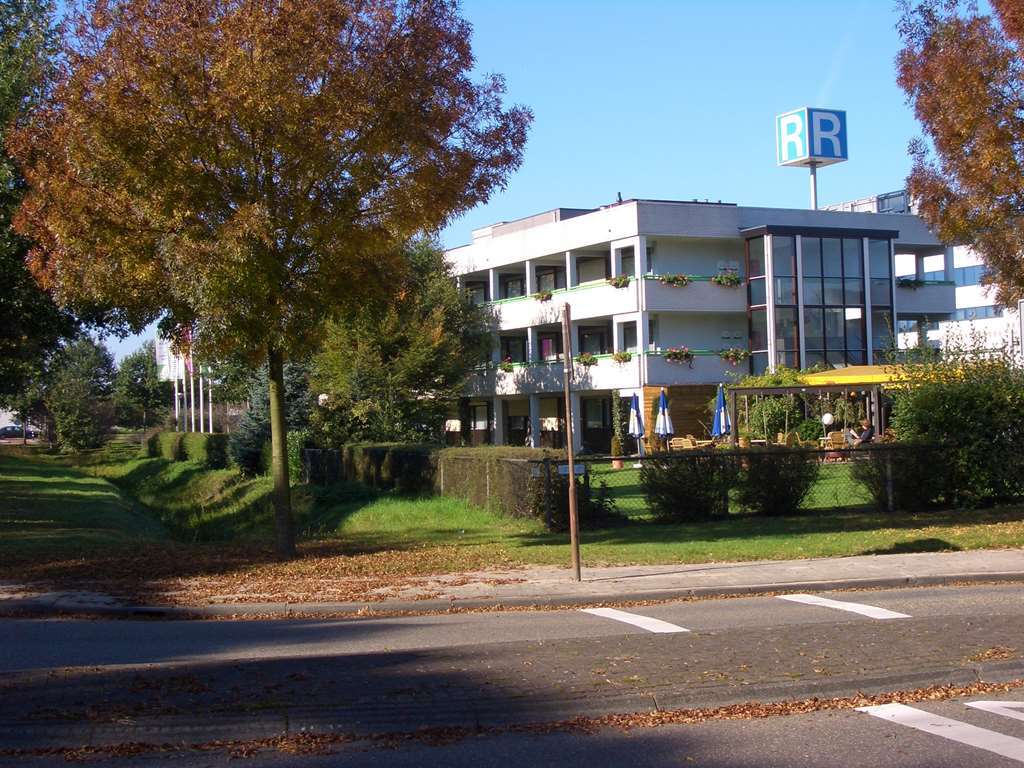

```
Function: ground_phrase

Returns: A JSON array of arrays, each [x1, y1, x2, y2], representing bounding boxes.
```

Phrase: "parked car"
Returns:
[[0, 424, 38, 439]]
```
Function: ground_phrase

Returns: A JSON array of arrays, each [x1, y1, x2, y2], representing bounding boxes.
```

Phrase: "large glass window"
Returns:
[[536, 266, 565, 293], [774, 307, 799, 354], [622, 322, 637, 352], [501, 336, 527, 362], [750, 308, 768, 351], [466, 281, 487, 305], [539, 332, 562, 361], [500, 275, 524, 299], [871, 309, 894, 360], [579, 326, 608, 355], [772, 236, 795, 276], [748, 237, 765, 277], [869, 239, 891, 307], [842, 238, 863, 277]]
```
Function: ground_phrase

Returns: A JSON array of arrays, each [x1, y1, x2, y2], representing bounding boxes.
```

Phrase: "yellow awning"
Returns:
[[799, 364, 907, 386]]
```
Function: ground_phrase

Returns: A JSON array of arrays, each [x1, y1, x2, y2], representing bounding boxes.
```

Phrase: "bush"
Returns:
[[182, 433, 229, 469], [889, 350, 1024, 506], [157, 431, 185, 461], [287, 429, 310, 482], [526, 472, 622, 531], [734, 448, 819, 516], [640, 452, 738, 521], [796, 418, 822, 443], [258, 439, 273, 475], [850, 444, 952, 512], [139, 431, 160, 458], [436, 446, 562, 515]]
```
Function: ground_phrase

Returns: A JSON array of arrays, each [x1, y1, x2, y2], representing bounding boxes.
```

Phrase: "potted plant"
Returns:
[[533, 289, 553, 301], [664, 346, 695, 367], [718, 347, 750, 366], [658, 273, 691, 287], [612, 350, 632, 364], [576, 351, 598, 367], [608, 275, 631, 288], [611, 389, 626, 468], [710, 270, 741, 287], [498, 356, 515, 373], [896, 277, 926, 290], [610, 435, 624, 469]]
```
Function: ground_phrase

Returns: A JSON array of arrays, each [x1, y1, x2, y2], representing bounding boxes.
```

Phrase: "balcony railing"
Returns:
[[894, 279, 957, 318]]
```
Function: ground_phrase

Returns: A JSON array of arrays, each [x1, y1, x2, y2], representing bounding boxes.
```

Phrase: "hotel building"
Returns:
[[445, 197, 952, 451]]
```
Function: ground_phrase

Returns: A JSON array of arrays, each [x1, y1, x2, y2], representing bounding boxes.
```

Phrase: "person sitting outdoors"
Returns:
[[848, 418, 874, 447]]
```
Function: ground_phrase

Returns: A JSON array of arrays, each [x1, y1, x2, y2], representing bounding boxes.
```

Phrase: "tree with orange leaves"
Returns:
[[9, 0, 530, 559], [898, 0, 1024, 306]]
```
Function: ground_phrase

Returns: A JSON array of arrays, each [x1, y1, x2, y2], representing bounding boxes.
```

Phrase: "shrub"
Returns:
[[849, 444, 951, 512], [745, 395, 802, 440], [287, 429, 310, 481], [157, 431, 185, 460], [526, 472, 622, 531], [734, 448, 819, 516], [436, 446, 562, 515], [258, 439, 273, 475], [796, 419, 822, 443], [140, 431, 160, 458], [640, 452, 738, 521], [182, 433, 229, 469]]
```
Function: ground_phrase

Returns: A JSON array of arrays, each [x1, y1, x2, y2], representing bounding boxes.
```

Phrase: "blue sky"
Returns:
[[109, 0, 920, 359]]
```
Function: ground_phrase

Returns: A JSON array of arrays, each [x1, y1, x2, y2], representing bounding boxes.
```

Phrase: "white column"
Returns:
[[524, 259, 535, 295], [208, 373, 214, 433], [492, 398, 506, 446], [198, 367, 205, 432], [569, 392, 582, 452], [488, 267, 499, 302], [528, 394, 541, 448], [612, 320, 622, 353], [189, 364, 196, 432], [943, 246, 955, 281], [179, 356, 187, 432], [609, 246, 619, 278], [915, 253, 925, 280], [526, 326, 538, 362], [565, 251, 577, 288]]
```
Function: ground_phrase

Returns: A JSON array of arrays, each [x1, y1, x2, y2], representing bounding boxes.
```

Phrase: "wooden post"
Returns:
[[561, 303, 581, 582]]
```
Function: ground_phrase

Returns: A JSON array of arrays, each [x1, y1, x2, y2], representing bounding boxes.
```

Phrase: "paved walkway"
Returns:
[[2, 548, 1023, 617]]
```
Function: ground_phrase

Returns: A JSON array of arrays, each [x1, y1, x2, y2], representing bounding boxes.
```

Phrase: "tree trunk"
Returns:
[[267, 347, 296, 559]]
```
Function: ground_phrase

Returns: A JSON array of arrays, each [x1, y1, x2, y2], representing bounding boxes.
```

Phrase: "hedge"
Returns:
[[435, 446, 563, 515], [336, 443, 437, 494], [156, 431, 185, 461], [182, 433, 229, 469]]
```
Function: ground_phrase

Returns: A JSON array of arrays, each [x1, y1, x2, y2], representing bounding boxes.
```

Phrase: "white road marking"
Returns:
[[966, 701, 1024, 723], [580, 607, 690, 634], [857, 703, 1024, 763], [777, 593, 910, 620]]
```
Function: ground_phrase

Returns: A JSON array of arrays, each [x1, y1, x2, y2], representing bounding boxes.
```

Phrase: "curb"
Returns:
[[4, 570, 1024, 619]]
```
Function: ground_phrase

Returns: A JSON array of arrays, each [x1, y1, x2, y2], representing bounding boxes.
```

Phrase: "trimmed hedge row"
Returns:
[[142, 430, 229, 469], [435, 447, 563, 516]]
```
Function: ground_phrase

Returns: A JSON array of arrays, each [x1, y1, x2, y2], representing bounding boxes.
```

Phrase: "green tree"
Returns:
[[113, 341, 171, 428], [0, 0, 77, 404], [897, 0, 1024, 304], [11, 0, 530, 558], [310, 237, 493, 444], [48, 336, 116, 450], [229, 361, 312, 475]]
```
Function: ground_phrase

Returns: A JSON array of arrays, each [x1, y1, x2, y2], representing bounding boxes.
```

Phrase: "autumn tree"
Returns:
[[0, 0, 77, 402], [10, 0, 530, 558], [898, 0, 1024, 305]]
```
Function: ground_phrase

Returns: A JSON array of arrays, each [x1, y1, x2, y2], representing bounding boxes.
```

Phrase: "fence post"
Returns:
[[884, 449, 895, 513], [543, 458, 553, 530]]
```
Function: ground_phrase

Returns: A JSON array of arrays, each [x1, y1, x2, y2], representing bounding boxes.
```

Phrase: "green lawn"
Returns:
[[2, 443, 1023, 580]]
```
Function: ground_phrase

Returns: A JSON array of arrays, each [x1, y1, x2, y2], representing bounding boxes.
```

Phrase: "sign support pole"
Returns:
[[560, 303, 581, 582], [809, 161, 818, 210]]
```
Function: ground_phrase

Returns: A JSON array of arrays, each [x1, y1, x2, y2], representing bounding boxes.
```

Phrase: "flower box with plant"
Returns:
[[612, 350, 632, 364], [710, 270, 741, 288], [664, 346, 694, 366], [658, 273, 691, 288], [498, 356, 515, 373], [576, 351, 599, 367], [718, 347, 750, 366], [608, 275, 631, 289], [896, 277, 926, 290], [533, 289, 553, 301]]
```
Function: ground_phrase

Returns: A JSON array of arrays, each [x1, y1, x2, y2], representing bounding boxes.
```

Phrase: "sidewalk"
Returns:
[[3, 548, 1023, 618]]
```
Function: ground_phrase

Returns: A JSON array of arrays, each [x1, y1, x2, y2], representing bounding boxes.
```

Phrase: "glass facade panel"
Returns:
[[623, 322, 637, 352], [774, 277, 797, 305], [824, 308, 844, 349], [870, 278, 891, 306], [776, 349, 799, 368], [823, 278, 843, 305], [747, 237, 765, 278], [803, 308, 824, 350], [750, 308, 768, 351], [774, 307, 798, 351], [621, 253, 635, 277], [501, 337, 527, 362], [805, 351, 826, 369], [842, 238, 863, 276], [822, 238, 842, 276], [845, 314, 864, 350], [869, 239, 891, 277], [803, 277, 823, 305], [871, 309, 894, 350], [751, 352, 769, 376], [802, 237, 822, 276], [847, 349, 866, 365], [749, 278, 766, 306], [844, 278, 864, 305], [772, 236, 796, 276]]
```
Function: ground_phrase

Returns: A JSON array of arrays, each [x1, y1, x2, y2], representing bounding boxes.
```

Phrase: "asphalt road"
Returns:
[[3, 584, 1024, 766]]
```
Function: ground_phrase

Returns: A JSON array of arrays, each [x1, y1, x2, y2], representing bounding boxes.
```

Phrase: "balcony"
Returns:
[[894, 279, 956, 318], [466, 354, 642, 396], [645, 351, 740, 386], [489, 279, 639, 330], [643, 275, 747, 313]]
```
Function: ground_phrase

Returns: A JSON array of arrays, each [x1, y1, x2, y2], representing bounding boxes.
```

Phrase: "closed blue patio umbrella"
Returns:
[[628, 392, 646, 457], [711, 383, 731, 438], [654, 387, 674, 448]]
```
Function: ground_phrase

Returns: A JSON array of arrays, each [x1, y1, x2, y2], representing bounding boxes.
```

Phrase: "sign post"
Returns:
[[776, 107, 848, 209], [560, 302, 581, 582]]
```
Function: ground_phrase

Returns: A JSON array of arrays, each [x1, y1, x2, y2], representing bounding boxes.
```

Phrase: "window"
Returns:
[[842, 238, 863, 277], [579, 326, 608, 355], [802, 237, 822, 277], [500, 336, 527, 362], [822, 238, 842, 277], [536, 266, 565, 293], [470, 404, 489, 431], [750, 307, 768, 351], [500, 275, 524, 299], [576, 256, 608, 284], [872, 309, 894, 358], [539, 332, 562, 361], [772, 236, 796, 276], [620, 247, 636, 278], [583, 398, 610, 429], [747, 237, 765, 278], [622, 321, 637, 352], [953, 305, 1005, 321], [648, 317, 658, 350], [466, 281, 487, 305]]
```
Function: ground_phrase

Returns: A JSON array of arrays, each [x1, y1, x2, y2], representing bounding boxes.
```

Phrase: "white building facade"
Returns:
[[446, 197, 951, 451]]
